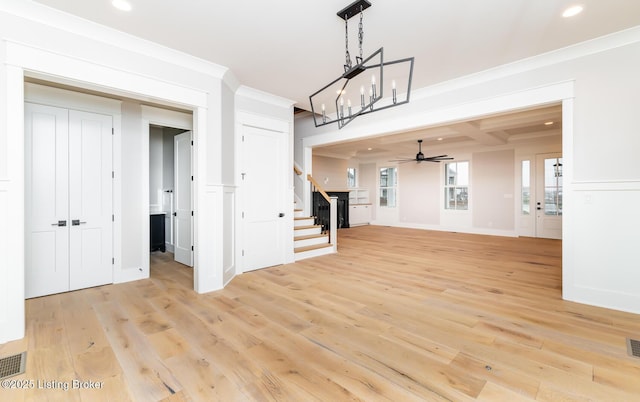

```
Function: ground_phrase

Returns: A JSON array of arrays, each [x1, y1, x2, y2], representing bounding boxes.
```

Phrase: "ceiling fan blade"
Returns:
[[426, 156, 453, 161], [426, 155, 448, 159], [389, 159, 414, 162]]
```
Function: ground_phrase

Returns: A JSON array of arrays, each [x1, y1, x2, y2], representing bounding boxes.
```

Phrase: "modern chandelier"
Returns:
[[309, 0, 414, 129]]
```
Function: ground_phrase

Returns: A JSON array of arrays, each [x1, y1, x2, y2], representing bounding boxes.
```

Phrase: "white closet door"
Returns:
[[174, 131, 193, 266], [25, 104, 113, 298], [242, 124, 286, 271], [68, 110, 114, 290], [25, 103, 70, 298]]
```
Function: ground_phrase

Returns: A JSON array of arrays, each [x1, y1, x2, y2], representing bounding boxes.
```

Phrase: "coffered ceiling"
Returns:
[[312, 104, 562, 161]]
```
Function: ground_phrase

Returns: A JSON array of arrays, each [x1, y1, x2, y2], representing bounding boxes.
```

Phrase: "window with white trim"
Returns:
[[444, 161, 469, 210], [347, 167, 356, 188], [379, 167, 397, 207]]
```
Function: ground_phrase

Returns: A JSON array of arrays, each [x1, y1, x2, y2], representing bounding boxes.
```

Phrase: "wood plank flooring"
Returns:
[[2, 225, 640, 401]]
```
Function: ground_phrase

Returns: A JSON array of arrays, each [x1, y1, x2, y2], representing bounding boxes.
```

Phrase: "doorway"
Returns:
[[148, 124, 193, 268], [535, 153, 563, 239], [519, 153, 563, 239]]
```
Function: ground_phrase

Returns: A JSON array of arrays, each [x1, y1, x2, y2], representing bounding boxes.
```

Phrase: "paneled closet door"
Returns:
[[25, 103, 113, 298], [68, 110, 113, 291], [25, 103, 70, 298]]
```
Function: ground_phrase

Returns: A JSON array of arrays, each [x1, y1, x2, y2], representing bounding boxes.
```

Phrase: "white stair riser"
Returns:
[[295, 246, 335, 261], [294, 210, 304, 218], [294, 227, 322, 237], [294, 218, 315, 227], [295, 236, 329, 248]]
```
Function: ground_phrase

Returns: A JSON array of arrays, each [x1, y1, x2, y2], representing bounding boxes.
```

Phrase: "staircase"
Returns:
[[293, 203, 334, 261]]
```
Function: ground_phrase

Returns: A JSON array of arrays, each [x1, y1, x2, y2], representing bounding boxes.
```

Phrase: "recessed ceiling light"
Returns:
[[367, 147, 373, 151], [562, 5, 583, 18], [437, 137, 443, 141], [112, 0, 132, 11], [544, 121, 554, 126]]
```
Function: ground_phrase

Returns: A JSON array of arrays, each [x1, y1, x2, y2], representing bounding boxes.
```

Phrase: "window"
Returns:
[[347, 167, 356, 188], [444, 161, 469, 210], [379, 167, 397, 207], [522, 160, 530, 215], [544, 157, 563, 216]]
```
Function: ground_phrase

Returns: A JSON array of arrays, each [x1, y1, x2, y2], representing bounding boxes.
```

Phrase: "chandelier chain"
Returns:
[[358, 6, 364, 61], [344, 14, 352, 70]]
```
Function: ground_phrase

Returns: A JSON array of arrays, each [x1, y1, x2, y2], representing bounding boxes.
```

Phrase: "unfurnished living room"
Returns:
[[1, 0, 640, 401]]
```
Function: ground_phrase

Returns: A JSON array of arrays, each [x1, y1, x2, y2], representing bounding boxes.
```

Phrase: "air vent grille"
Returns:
[[627, 338, 640, 358], [0, 352, 26, 380]]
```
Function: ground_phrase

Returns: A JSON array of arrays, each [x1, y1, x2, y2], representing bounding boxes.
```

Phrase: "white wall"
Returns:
[[312, 155, 349, 190], [472, 150, 515, 231], [149, 126, 164, 211], [295, 27, 640, 315], [399, 162, 441, 225]]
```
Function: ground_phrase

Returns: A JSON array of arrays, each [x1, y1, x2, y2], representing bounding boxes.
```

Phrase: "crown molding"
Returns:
[[0, 0, 228, 80], [236, 85, 295, 109]]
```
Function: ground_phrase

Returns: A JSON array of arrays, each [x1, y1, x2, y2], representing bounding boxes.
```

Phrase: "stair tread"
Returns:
[[294, 233, 328, 241], [294, 216, 314, 220], [294, 243, 333, 253], [294, 225, 322, 230]]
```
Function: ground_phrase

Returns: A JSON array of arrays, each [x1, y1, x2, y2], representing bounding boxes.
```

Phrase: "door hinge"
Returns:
[[112, 257, 114, 264], [191, 245, 194, 251], [112, 214, 114, 222], [242, 211, 244, 218], [242, 135, 245, 142], [112, 171, 114, 179], [191, 211, 194, 216], [191, 140, 193, 146], [112, 128, 114, 135], [242, 250, 244, 256], [191, 175, 193, 181]]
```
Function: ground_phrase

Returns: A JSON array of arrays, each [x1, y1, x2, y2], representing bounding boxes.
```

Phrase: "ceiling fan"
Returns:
[[390, 140, 453, 163]]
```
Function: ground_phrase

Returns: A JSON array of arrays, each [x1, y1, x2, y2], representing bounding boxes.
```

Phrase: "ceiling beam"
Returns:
[[449, 122, 508, 146]]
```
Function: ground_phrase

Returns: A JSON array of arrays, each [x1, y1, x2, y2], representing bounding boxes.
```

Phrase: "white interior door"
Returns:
[[68, 110, 113, 290], [25, 103, 70, 298], [535, 153, 563, 239], [25, 103, 113, 298], [174, 131, 193, 266], [242, 125, 286, 272]]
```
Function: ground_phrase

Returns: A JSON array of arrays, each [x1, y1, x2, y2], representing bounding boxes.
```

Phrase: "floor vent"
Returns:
[[0, 352, 26, 380], [627, 338, 640, 358]]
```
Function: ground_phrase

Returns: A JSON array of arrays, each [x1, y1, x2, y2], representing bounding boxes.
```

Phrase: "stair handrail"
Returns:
[[293, 164, 302, 176], [307, 174, 330, 203], [307, 174, 337, 250]]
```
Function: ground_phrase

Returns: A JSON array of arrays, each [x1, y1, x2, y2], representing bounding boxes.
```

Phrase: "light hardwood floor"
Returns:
[[2, 225, 640, 401]]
